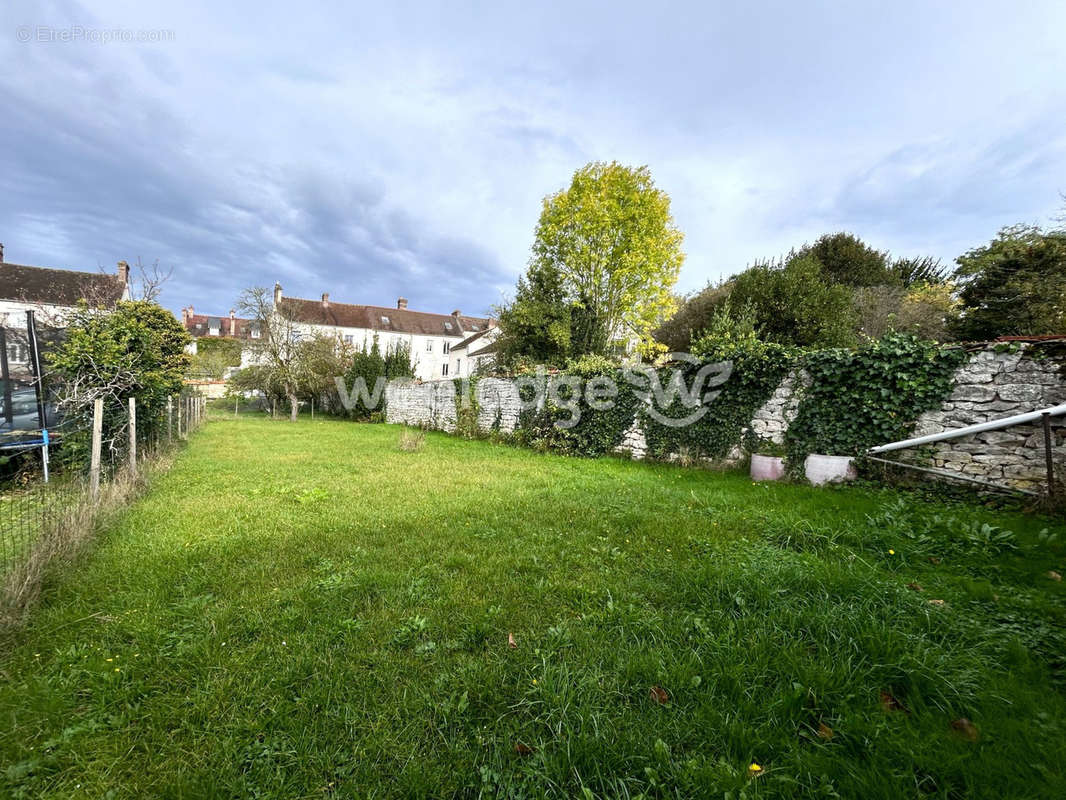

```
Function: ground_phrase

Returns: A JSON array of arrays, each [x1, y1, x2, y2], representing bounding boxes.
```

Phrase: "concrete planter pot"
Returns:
[[805, 454, 857, 486], [750, 454, 786, 481]]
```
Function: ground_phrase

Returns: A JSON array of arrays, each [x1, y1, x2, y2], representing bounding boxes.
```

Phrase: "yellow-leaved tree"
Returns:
[[524, 161, 683, 360]]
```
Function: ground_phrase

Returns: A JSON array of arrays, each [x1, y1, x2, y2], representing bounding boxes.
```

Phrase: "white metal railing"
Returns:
[[865, 402, 1066, 498], [868, 403, 1066, 454]]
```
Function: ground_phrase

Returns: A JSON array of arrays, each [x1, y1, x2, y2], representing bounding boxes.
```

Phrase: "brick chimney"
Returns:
[[397, 297, 408, 309], [322, 292, 330, 309], [273, 282, 283, 305], [117, 260, 130, 283], [229, 308, 236, 335], [452, 309, 461, 317], [181, 306, 189, 325], [0, 243, 4, 262]]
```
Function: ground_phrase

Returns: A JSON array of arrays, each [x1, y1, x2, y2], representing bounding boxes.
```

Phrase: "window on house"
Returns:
[[455, 359, 461, 374], [442, 363, 449, 376], [425, 340, 433, 352], [344, 335, 354, 343], [381, 315, 390, 325], [444, 321, 453, 331], [442, 341, 450, 354], [250, 327, 261, 339]]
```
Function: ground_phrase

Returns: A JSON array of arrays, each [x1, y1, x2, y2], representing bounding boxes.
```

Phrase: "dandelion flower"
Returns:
[[888, 549, 895, 555]]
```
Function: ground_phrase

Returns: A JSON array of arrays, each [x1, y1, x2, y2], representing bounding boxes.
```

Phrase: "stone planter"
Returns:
[[750, 454, 785, 481], [805, 454, 856, 486]]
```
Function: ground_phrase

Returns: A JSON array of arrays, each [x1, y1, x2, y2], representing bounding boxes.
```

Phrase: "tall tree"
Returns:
[[951, 224, 1066, 340], [517, 161, 684, 360], [495, 263, 573, 366], [728, 255, 858, 348], [237, 286, 302, 421], [798, 232, 893, 287]]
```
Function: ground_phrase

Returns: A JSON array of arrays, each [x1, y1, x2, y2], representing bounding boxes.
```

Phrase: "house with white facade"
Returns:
[[272, 283, 495, 382], [0, 246, 130, 371], [0, 245, 131, 431], [450, 326, 501, 378]]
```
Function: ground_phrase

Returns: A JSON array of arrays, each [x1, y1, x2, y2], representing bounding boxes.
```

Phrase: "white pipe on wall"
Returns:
[[868, 403, 1066, 454]]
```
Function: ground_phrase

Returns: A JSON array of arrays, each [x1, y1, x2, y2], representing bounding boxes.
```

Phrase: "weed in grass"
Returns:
[[398, 425, 426, 452]]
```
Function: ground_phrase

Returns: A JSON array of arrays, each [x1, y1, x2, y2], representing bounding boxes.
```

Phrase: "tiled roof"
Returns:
[[451, 328, 495, 351], [184, 313, 256, 338], [0, 261, 126, 308], [279, 296, 489, 338]]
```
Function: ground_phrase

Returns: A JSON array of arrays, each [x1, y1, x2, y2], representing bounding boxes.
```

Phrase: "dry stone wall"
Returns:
[[383, 344, 1065, 491], [910, 346, 1065, 492]]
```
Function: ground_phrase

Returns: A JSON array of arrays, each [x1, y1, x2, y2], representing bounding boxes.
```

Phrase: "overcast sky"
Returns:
[[2, 0, 1064, 319]]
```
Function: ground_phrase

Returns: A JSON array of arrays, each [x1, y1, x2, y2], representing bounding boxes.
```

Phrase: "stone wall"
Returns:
[[909, 346, 1065, 492], [383, 344, 1065, 492], [385, 378, 521, 434]]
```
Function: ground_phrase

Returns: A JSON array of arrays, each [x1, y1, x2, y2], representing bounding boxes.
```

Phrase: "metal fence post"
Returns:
[[1043, 412, 1056, 498], [128, 397, 137, 477], [90, 397, 103, 498]]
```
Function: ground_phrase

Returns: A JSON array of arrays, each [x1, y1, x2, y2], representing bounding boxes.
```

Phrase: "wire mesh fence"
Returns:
[[0, 392, 206, 583]]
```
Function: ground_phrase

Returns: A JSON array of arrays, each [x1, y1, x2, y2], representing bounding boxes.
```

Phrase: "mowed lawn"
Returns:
[[2, 415, 1065, 799]]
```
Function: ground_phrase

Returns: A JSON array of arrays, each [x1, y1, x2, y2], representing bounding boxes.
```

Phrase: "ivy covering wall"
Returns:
[[784, 333, 967, 464], [642, 341, 796, 461]]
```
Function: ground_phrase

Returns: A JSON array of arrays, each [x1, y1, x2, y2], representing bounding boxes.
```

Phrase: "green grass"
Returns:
[[1, 414, 1065, 798]]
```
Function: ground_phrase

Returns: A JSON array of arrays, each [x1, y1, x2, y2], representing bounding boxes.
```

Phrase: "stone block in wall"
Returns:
[[996, 384, 1044, 404], [950, 384, 997, 403]]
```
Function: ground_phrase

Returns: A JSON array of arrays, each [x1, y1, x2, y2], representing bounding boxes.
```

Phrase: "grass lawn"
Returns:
[[1, 413, 1065, 798]]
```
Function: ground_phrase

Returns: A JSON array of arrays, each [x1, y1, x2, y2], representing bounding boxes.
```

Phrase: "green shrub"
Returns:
[[785, 333, 966, 465]]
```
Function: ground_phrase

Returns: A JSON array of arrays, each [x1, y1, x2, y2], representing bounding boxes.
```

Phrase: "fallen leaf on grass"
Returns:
[[906, 582, 924, 592], [928, 556, 941, 565], [508, 632, 517, 649], [950, 718, 979, 741], [880, 690, 909, 714], [649, 686, 670, 705], [514, 742, 533, 756], [1049, 571, 1062, 582], [816, 721, 834, 740]]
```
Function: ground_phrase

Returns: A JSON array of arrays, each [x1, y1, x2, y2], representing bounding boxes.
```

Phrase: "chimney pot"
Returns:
[[117, 260, 130, 282], [273, 282, 283, 305], [397, 297, 408, 309]]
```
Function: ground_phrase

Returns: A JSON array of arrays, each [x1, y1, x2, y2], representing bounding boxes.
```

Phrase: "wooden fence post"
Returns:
[[90, 397, 103, 498], [167, 395, 173, 442], [128, 397, 137, 477]]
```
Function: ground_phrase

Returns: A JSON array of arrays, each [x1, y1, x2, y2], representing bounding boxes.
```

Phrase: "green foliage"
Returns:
[[189, 337, 242, 379], [785, 333, 967, 465], [338, 336, 415, 421], [951, 224, 1066, 340], [796, 231, 893, 287], [643, 339, 796, 462], [500, 161, 683, 363], [343, 337, 386, 421], [47, 301, 190, 462], [728, 255, 858, 348], [453, 377, 480, 439], [515, 363, 641, 457], [657, 234, 957, 351], [495, 263, 574, 367]]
